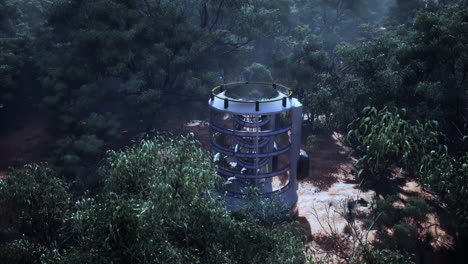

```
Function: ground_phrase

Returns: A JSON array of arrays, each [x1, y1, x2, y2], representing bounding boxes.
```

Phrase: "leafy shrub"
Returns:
[[101, 134, 216, 198], [65, 134, 306, 263], [0, 164, 70, 244], [357, 248, 415, 264], [82, 112, 120, 138], [0, 135, 306, 263], [417, 150, 468, 237], [53, 134, 105, 178], [346, 106, 468, 240], [364, 196, 432, 252], [345, 107, 441, 183], [229, 185, 293, 224], [0, 239, 47, 264]]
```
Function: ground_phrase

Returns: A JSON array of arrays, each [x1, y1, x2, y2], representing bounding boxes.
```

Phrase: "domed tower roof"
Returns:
[[209, 82, 301, 115]]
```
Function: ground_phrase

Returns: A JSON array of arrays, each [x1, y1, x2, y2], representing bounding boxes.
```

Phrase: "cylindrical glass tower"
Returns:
[[208, 82, 302, 214]]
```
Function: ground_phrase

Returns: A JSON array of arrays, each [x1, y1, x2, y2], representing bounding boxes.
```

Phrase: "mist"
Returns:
[[0, 0, 466, 263]]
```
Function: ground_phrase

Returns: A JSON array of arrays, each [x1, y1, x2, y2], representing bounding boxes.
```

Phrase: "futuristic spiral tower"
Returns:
[[208, 82, 302, 214]]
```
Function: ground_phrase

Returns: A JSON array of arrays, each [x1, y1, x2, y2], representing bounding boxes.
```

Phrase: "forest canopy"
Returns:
[[0, 0, 467, 263]]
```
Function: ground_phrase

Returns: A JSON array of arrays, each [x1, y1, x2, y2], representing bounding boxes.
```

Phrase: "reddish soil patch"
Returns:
[[296, 132, 375, 242], [301, 132, 354, 191], [400, 181, 454, 250], [0, 114, 52, 174], [293, 132, 454, 263]]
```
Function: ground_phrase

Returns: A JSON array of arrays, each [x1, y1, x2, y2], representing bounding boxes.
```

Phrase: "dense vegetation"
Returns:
[[0, 135, 306, 263], [0, 0, 466, 263]]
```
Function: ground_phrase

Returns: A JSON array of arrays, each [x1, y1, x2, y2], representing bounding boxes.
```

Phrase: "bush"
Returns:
[[346, 107, 468, 240], [0, 164, 70, 244], [345, 107, 441, 184], [417, 150, 468, 238], [53, 134, 105, 178], [0, 135, 306, 263], [82, 112, 120, 138], [101, 134, 217, 198], [65, 134, 306, 263], [0, 239, 48, 264], [361, 196, 431, 256], [358, 248, 415, 264]]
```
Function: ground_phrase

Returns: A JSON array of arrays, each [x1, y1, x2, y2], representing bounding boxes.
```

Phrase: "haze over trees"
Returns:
[[0, 0, 466, 263]]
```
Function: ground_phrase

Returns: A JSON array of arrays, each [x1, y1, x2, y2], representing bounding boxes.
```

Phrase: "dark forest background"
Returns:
[[0, 0, 466, 263]]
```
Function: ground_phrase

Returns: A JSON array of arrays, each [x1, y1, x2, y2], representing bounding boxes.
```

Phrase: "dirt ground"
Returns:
[[177, 121, 454, 263], [0, 114, 52, 178], [296, 132, 376, 247]]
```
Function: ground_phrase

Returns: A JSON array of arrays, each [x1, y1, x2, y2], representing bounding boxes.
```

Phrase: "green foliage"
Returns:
[[243, 63, 274, 82], [0, 34, 35, 106], [367, 196, 432, 252], [356, 248, 415, 264], [417, 149, 468, 236], [271, 32, 332, 126], [40, 0, 284, 115], [0, 135, 306, 263], [53, 134, 105, 177], [347, 106, 468, 240], [229, 186, 293, 224], [0, 0, 43, 121], [27, 0, 297, 178], [333, 32, 404, 125], [332, 3, 468, 134], [67, 134, 306, 263], [0, 239, 48, 264], [82, 112, 120, 138], [346, 107, 441, 183], [101, 134, 216, 198], [1, 0, 467, 261], [68, 193, 305, 263], [225, 65, 277, 99], [385, 0, 429, 25], [294, 0, 390, 49], [384, 0, 451, 26], [0, 164, 70, 244]]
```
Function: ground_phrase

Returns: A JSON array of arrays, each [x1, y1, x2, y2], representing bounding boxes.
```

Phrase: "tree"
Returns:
[[321, 2, 468, 135], [32, 0, 294, 179], [0, 0, 44, 130], [70, 134, 306, 263], [293, 0, 391, 50], [0, 135, 307, 263]]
